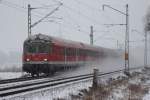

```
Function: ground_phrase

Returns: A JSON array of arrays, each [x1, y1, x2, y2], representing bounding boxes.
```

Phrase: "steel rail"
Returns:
[[0, 66, 142, 98], [0, 72, 92, 85], [0, 74, 92, 91], [0, 75, 92, 97], [0, 76, 48, 84]]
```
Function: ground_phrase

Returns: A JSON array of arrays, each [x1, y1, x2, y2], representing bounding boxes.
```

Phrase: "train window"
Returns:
[[76, 49, 78, 56], [38, 44, 50, 53], [79, 49, 84, 56], [25, 44, 37, 53], [65, 48, 79, 56], [66, 48, 73, 56], [66, 48, 70, 56], [60, 48, 65, 55], [53, 46, 61, 55], [24, 43, 51, 53]]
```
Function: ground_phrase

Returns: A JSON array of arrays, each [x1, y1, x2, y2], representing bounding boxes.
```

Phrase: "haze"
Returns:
[[0, 0, 149, 68]]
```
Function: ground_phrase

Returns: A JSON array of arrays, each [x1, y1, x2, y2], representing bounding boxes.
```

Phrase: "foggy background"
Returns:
[[0, 0, 149, 70]]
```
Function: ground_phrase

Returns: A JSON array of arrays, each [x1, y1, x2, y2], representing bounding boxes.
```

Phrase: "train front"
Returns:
[[23, 34, 52, 76]]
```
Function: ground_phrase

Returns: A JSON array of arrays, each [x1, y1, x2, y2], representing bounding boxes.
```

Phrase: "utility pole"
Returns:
[[28, 4, 31, 37], [27, 3, 62, 38], [90, 26, 94, 45], [144, 31, 148, 67], [102, 4, 130, 74], [125, 4, 130, 73], [117, 40, 119, 49]]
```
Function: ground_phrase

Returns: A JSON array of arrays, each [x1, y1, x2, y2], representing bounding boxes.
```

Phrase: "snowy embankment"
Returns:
[[0, 72, 22, 79], [70, 67, 150, 100], [10, 79, 92, 100], [0, 63, 22, 79], [12, 67, 150, 100]]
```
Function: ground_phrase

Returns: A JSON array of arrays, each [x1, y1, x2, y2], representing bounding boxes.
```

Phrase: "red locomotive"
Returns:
[[23, 34, 104, 76]]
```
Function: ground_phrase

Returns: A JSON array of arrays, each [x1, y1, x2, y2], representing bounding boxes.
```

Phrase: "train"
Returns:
[[22, 33, 104, 76]]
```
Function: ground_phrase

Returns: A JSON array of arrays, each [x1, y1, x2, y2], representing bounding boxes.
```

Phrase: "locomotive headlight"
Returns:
[[26, 58, 30, 61], [44, 59, 48, 61]]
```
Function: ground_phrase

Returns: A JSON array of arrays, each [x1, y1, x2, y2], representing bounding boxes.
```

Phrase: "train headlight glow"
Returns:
[[44, 59, 48, 61], [26, 58, 30, 61]]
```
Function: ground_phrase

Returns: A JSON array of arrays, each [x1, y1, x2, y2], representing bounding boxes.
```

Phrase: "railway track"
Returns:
[[0, 67, 142, 99], [0, 75, 51, 84]]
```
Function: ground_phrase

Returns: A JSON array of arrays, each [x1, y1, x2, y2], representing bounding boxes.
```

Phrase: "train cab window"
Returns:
[[38, 44, 50, 53], [25, 43, 51, 54], [25, 44, 37, 53]]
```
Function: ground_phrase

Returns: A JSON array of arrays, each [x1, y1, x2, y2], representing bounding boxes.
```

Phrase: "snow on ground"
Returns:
[[11, 79, 92, 100], [143, 91, 150, 100], [69, 68, 150, 100], [110, 68, 150, 100], [0, 62, 22, 80], [0, 72, 23, 79], [9, 68, 150, 100]]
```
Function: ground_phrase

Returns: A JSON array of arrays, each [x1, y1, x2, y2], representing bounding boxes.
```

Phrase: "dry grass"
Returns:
[[71, 69, 150, 100], [71, 83, 111, 100], [127, 83, 149, 100]]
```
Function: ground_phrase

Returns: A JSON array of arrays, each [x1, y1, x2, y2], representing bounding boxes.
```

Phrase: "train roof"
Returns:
[[25, 33, 103, 52]]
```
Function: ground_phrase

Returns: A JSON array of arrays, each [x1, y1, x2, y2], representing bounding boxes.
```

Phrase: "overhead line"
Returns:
[[31, 3, 62, 28], [74, 0, 116, 25], [0, 0, 47, 19], [2, 0, 27, 9], [51, 0, 115, 36], [0, 1, 26, 12], [61, 20, 88, 34], [75, 0, 99, 11], [62, 4, 104, 27], [63, 9, 81, 30]]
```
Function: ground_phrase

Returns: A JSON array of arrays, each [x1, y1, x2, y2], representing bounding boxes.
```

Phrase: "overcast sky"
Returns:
[[0, 0, 149, 53]]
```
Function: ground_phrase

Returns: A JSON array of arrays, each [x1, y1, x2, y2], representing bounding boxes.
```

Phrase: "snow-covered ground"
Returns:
[[64, 68, 150, 100], [143, 92, 150, 100], [9, 79, 92, 100], [0, 72, 23, 80], [9, 68, 150, 100]]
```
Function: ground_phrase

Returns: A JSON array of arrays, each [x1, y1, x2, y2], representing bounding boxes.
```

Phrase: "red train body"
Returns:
[[23, 34, 103, 76]]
